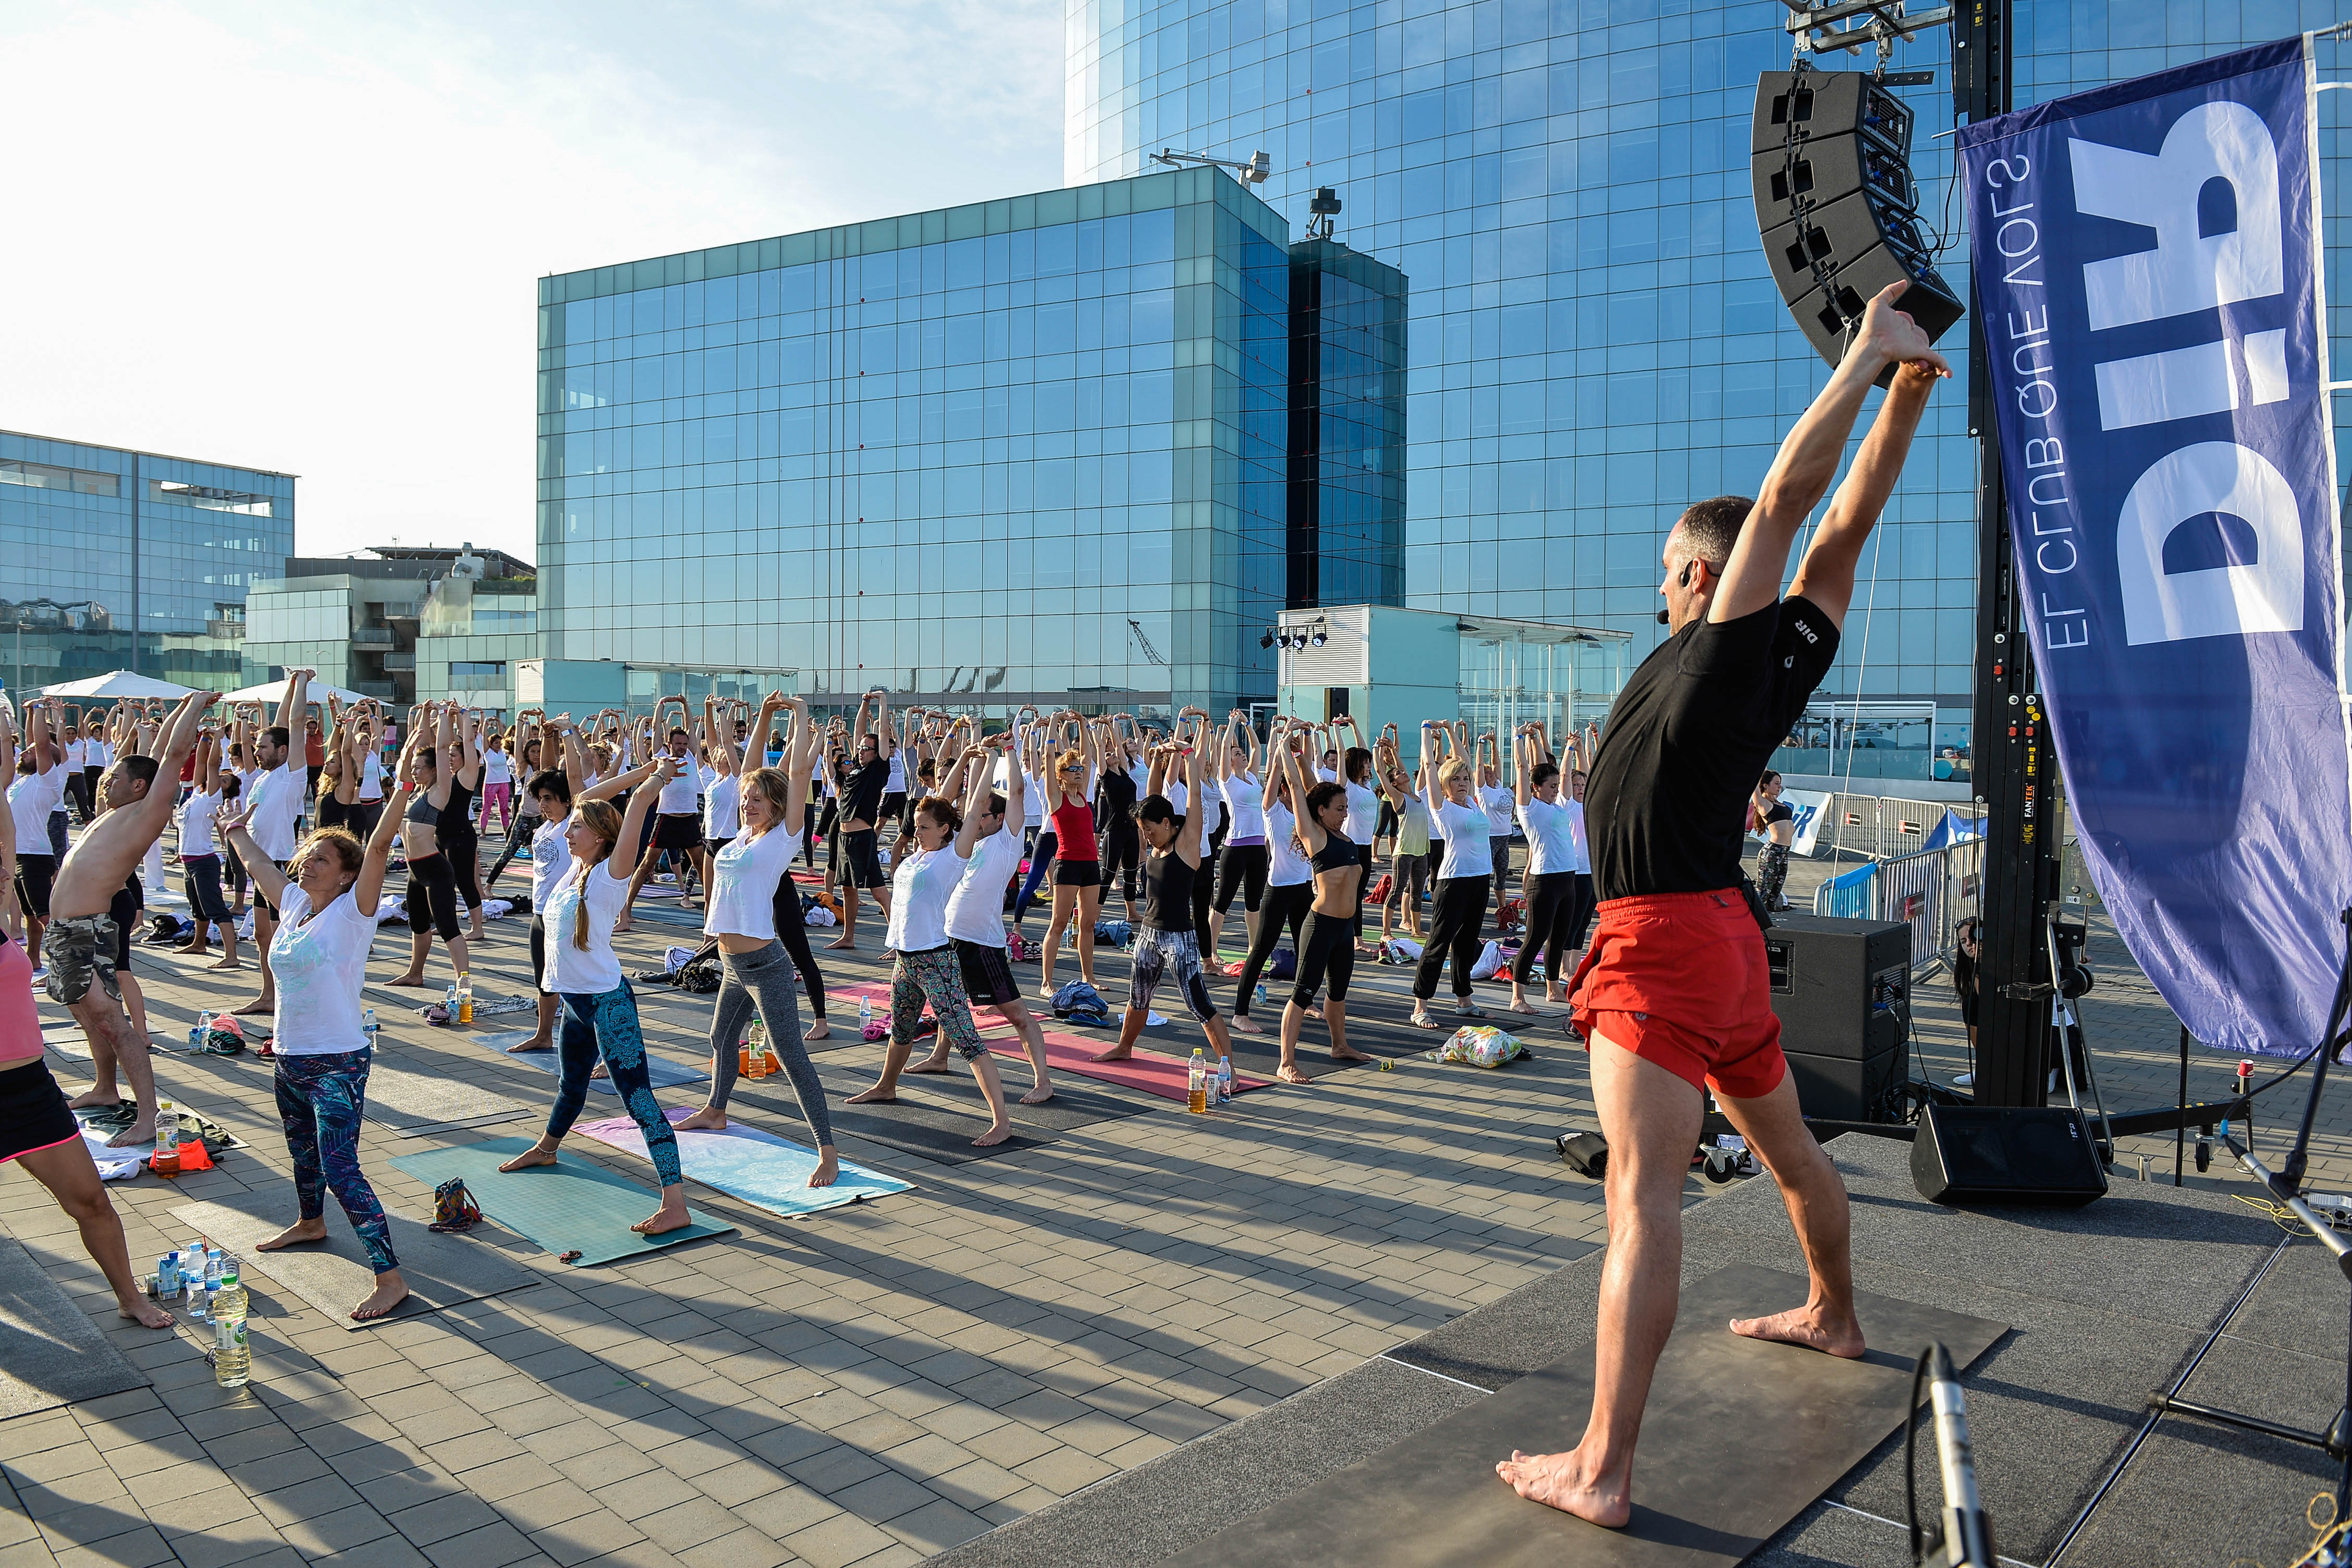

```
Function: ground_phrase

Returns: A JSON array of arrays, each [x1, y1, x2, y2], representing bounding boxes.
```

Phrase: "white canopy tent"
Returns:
[[32, 671, 198, 700], [218, 679, 370, 707]]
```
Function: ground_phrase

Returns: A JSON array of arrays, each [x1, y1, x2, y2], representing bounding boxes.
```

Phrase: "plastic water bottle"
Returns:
[[203, 1248, 224, 1295], [745, 1021, 770, 1079], [859, 996, 874, 1026], [456, 972, 474, 1025], [363, 1007, 378, 1041], [185, 1266, 209, 1324], [212, 1258, 249, 1387], [153, 1099, 181, 1179], [189, 1010, 213, 1054], [1187, 1049, 1208, 1114], [1219, 1056, 1235, 1105]]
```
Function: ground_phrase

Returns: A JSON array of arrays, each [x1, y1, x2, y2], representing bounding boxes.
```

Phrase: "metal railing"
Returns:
[[1806, 792, 1968, 863], [1812, 836, 1985, 975]]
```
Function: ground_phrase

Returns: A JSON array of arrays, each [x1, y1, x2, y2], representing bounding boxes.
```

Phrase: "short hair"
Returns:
[[978, 791, 1007, 820], [527, 767, 571, 805], [916, 794, 963, 835], [1670, 495, 1754, 568], [119, 755, 160, 789], [1344, 745, 1374, 784], [1438, 757, 1472, 793], [263, 725, 291, 751], [288, 827, 364, 884], [1532, 762, 1560, 789], [1305, 780, 1347, 820]]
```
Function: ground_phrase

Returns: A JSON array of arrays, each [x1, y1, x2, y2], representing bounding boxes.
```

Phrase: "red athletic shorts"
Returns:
[[1566, 888, 1787, 1101]]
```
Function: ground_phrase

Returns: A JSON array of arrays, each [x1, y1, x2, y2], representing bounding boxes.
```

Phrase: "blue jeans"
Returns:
[[274, 1047, 397, 1273], [549, 981, 682, 1188]]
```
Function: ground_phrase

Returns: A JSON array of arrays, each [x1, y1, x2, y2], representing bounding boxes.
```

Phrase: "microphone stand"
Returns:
[[2145, 909, 2352, 1556]]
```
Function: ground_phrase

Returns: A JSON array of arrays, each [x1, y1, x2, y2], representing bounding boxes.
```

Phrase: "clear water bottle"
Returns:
[[859, 996, 874, 1026], [1219, 1056, 1235, 1105], [153, 1099, 181, 1179], [212, 1259, 249, 1387], [189, 1010, 214, 1054], [185, 1267, 209, 1323], [203, 1247, 224, 1296], [363, 1007, 378, 1041]]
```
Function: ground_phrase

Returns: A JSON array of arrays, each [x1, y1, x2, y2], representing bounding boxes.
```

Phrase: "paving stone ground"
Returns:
[[4, 835, 2345, 1568]]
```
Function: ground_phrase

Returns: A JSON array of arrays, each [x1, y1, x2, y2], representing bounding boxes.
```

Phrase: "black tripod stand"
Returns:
[[2144, 909, 2352, 1559]]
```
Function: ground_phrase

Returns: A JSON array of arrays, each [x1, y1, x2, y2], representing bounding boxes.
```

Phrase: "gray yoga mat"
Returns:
[[0, 1236, 152, 1417], [363, 1063, 533, 1137], [776, 1062, 1058, 1167], [169, 1190, 537, 1330]]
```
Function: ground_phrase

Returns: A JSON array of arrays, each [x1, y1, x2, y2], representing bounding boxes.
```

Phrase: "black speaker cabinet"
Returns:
[[1787, 255, 1967, 382], [1759, 187, 1940, 308], [1763, 913, 1910, 1062], [1912, 1104, 2109, 1207], [1751, 71, 1915, 160], [1751, 136, 1920, 241], [1785, 1044, 1906, 1124]]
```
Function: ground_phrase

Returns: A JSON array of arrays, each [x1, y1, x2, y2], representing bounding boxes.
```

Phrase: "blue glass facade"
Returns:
[[0, 430, 293, 696], [1065, 0, 2352, 761], [1290, 238, 1409, 607], [538, 168, 1293, 714]]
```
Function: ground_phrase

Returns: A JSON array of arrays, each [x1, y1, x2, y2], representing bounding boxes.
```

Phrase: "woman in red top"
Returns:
[[1037, 714, 1104, 999]]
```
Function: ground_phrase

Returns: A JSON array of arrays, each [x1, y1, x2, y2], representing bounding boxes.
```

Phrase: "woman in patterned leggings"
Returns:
[[495, 777, 691, 1235]]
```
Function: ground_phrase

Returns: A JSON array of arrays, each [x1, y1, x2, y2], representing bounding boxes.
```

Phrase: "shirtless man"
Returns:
[[47, 691, 214, 1149], [1497, 282, 1947, 1526]]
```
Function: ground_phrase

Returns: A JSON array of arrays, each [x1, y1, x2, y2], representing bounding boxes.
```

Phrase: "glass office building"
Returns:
[[538, 168, 1302, 715], [0, 430, 293, 697], [1065, 0, 2351, 770]]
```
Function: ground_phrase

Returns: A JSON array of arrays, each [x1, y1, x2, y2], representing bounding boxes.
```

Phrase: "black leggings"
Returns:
[[1289, 909, 1355, 1009], [1564, 872, 1596, 950], [1215, 842, 1269, 914], [1512, 872, 1574, 986], [768, 879, 829, 1021], [485, 811, 540, 887], [1233, 881, 1312, 1019], [405, 851, 463, 939], [1352, 842, 1376, 937], [1100, 819, 1142, 903], [1414, 874, 1491, 1001], [445, 830, 483, 912]]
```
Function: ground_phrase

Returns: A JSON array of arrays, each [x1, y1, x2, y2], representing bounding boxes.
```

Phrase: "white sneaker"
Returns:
[[1953, 1071, 1975, 1088]]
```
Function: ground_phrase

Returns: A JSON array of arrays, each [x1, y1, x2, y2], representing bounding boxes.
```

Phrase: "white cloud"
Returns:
[[0, 1, 1062, 564]]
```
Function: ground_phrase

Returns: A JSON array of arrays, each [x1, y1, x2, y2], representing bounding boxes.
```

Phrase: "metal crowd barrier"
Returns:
[[1810, 793, 1962, 863], [1810, 837, 1985, 976]]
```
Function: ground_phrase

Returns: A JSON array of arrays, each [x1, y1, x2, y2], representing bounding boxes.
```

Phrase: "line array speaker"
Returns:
[[1751, 68, 1964, 377]]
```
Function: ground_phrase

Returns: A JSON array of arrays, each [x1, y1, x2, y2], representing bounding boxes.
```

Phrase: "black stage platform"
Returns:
[[929, 1136, 2346, 1567]]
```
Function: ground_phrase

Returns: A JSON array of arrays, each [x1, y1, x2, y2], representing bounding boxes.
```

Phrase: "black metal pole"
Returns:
[[2176, 1025, 2188, 1187]]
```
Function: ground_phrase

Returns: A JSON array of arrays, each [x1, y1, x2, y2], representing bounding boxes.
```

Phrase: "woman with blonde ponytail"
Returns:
[[495, 755, 692, 1237]]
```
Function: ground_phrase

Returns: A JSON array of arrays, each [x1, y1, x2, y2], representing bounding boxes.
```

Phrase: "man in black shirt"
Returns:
[[1498, 283, 1947, 1527], [828, 689, 896, 951]]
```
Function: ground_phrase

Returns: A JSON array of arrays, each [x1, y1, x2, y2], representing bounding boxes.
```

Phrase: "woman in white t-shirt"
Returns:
[[1411, 720, 1497, 1030], [479, 729, 516, 838], [494, 760, 693, 1236], [846, 757, 1016, 1145], [1508, 723, 1585, 1014], [695, 694, 837, 1185], [221, 753, 413, 1322]]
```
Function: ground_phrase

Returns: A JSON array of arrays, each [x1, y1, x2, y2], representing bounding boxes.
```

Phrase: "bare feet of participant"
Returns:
[[630, 1189, 692, 1234], [1729, 1302, 1866, 1358], [383, 973, 430, 989], [255, 1216, 329, 1252], [1276, 1064, 1313, 1085], [106, 1114, 156, 1150], [64, 1086, 118, 1110], [904, 1050, 953, 1075], [972, 1119, 1013, 1147], [498, 1138, 560, 1171], [1019, 1082, 1054, 1106], [590, 1061, 609, 1080], [352, 1269, 408, 1322], [1086, 1044, 1133, 1062], [612, 915, 633, 935], [119, 1293, 174, 1329], [1229, 1013, 1265, 1035], [1331, 1045, 1374, 1063], [824, 935, 856, 952], [1494, 1448, 1632, 1528], [231, 997, 275, 1013], [506, 1033, 553, 1053], [677, 1104, 728, 1131], [807, 1147, 839, 1188], [206, 957, 242, 971], [804, 1016, 831, 1042], [843, 1083, 896, 1105]]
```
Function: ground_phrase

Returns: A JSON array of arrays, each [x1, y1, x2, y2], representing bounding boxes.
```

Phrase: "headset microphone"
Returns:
[[1657, 608, 1671, 625]]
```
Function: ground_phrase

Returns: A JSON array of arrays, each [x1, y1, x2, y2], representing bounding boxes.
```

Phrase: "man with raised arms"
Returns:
[[1497, 282, 1949, 1526]]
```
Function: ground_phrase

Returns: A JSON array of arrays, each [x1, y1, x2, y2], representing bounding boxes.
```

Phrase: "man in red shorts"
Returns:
[[1497, 281, 1948, 1527]]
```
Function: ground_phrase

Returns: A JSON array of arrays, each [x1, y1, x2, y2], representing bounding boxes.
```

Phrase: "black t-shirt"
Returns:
[[840, 758, 890, 824], [1586, 596, 1840, 901]]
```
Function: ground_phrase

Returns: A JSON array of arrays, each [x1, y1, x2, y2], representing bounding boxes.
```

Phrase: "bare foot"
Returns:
[[1230, 1014, 1265, 1035], [1729, 1305, 1866, 1358], [119, 1296, 175, 1329], [498, 1141, 560, 1172], [805, 1018, 831, 1042], [1304, 1005, 1324, 1021], [1019, 1083, 1055, 1105], [206, 958, 242, 971], [383, 976, 431, 989], [1331, 1046, 1374, 1062], [173, 942, 207, 957], [352, 1271, 408, 1322], [905, 1056, 953, 1075], [506, 1035, 554, 1053], [1087, 1045, 1134, 1062], [1494, 1448, 1632, 1528], [232, 998, 275, 1014], [844, 1084, 897, 1105], [824, 936, 856, 951], [1507, 999, 1541, 1015], [676, 1106, 728, 1132], [612, 916, 633, 935], [1275, 1065, 1314, 1085], [105, 1119, 156, 1149], [64, 1087, 119, 1110], [256, 1217, 329, 1252], [589, 1062, 609, 1080], [631, 1195, 692, 1235], [972, 1120, 1013, 1147], [807, 1148, 839, 1188]]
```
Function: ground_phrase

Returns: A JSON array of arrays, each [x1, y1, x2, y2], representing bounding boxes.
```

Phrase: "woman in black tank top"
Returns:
[[1273, 720, 1373, 1076]]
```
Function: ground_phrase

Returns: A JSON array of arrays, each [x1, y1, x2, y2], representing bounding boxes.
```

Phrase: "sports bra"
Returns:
[[405, 794, 440, 828], [1310, 830, 1359, 877]]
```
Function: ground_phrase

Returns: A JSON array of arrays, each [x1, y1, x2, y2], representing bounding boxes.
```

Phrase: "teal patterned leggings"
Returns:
[[550, 981, 682, 1187], [274, 1047, 397, 1274]]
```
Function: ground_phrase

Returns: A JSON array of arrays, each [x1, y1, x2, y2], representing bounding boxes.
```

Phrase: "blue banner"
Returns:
[[1959, 39, 2352, 1057]]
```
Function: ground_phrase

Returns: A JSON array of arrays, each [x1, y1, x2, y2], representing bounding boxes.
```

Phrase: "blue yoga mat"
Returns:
[[389, 1138, 734, 1266], [469, 1030, 709, 1095], [574, 1108, 912, 1219]]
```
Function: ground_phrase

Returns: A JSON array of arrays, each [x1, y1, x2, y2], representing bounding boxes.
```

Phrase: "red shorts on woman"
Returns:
[[1566, 888, 1786, 1101]]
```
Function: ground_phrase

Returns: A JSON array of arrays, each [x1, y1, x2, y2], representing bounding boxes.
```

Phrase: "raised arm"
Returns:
[[1001, 734, 1025, 829], [1273, 721, 1322, 852], [1177, 718, 1207, 865], [0, 708, 16, 942], [17, 698, 50, 773], [273, 667, 309, 743], [780, 697, 815, 820], [1716, 281, 1949, 628], [952, 739, 997, 858], [353, 751, 415, 919]]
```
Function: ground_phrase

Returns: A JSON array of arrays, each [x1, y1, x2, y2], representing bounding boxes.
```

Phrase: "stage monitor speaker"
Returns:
[[1762, 913, 1910, 1063], [1912, 1104, 2109, 1207]]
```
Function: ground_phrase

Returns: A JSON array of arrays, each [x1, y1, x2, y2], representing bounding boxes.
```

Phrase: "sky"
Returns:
[[0, 1, 1065, 564]]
